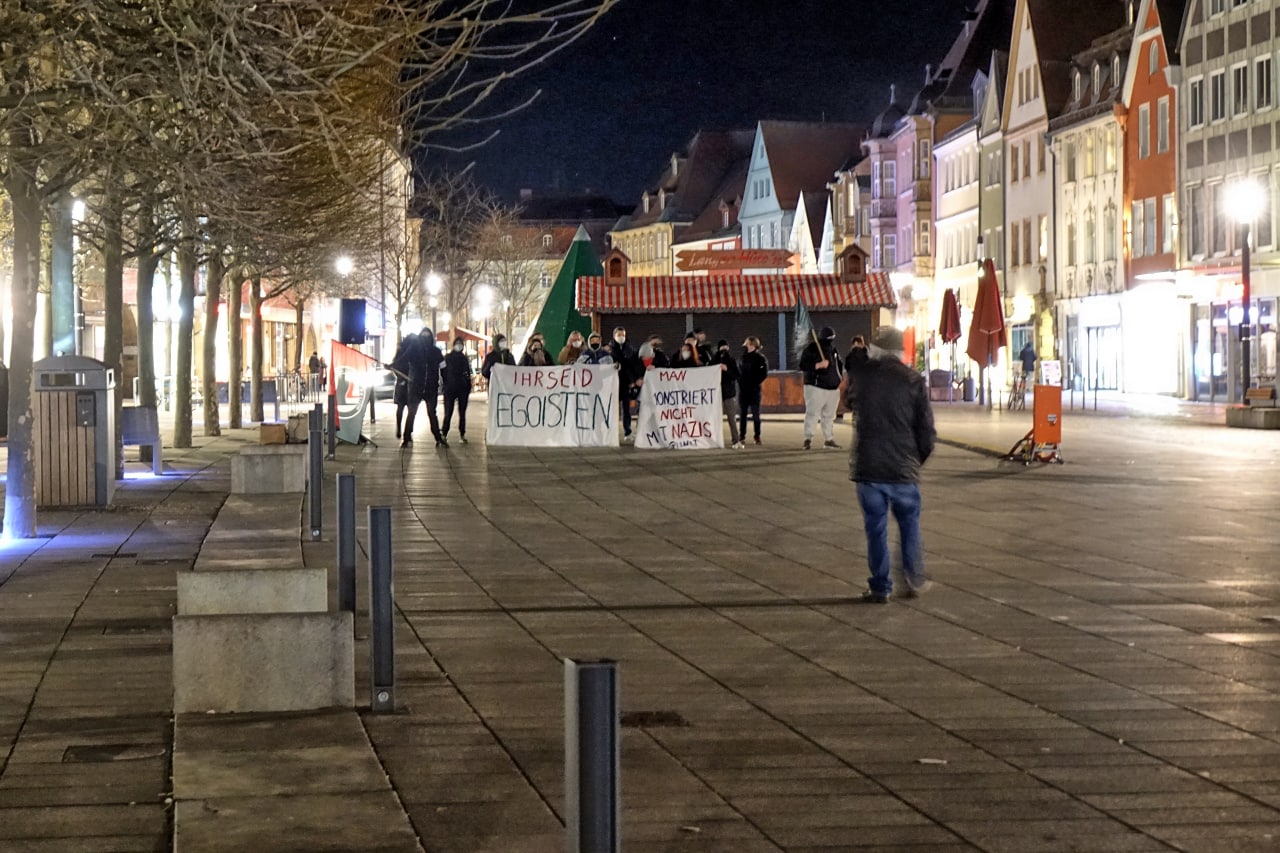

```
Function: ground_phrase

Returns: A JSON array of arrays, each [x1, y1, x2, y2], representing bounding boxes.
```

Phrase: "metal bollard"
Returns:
[[327, 393, 338, 460], [564, 659, 620, 853], [369, 505, 395, 712], [308, 427, 323, 541], [336, 473, 356, 613]]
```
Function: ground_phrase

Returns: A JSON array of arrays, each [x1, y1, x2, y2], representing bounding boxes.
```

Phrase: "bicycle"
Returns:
[[1008, 372, 1028, 410]]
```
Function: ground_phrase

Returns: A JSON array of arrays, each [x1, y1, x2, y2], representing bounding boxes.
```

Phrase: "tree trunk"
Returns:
[[250, 277, 265, 422], [201, 255, 224, 436], [173, 245, 196, 449], [102, 193, 126, 479], [136, 251, 159, 410], [294, 299, 305, 373], [228, 272, 244, 429], [3, 171, 43, 539]]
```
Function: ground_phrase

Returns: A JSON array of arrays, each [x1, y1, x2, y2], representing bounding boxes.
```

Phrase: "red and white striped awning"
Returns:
[[575, 273, 896, 314]]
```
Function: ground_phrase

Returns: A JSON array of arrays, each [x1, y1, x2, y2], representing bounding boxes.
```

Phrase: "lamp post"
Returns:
[[425, 272, 442, 333], [1226, 180, 1265, 402]]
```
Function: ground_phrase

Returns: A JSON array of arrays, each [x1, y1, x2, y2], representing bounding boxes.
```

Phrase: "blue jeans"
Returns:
[[857, 481, 925, 596]]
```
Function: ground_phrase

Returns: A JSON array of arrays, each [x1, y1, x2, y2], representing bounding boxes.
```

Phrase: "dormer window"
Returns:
[[1092, 64, 1101, 99], [671, 153, 679, 176], [658, 189, 666, 210], [642, 192, 650, 213], [1073, 70, 1082, 102], [542, 234, 553, 248], [1113, 56, 1121, 85]]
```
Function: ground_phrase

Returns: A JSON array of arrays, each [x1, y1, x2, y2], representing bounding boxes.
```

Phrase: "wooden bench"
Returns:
[[120, 406, 163, 475], [1245, 386, 1277, 408]]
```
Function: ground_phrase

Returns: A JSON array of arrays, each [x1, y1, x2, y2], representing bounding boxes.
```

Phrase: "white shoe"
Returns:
[[732, 441, 745, 449]]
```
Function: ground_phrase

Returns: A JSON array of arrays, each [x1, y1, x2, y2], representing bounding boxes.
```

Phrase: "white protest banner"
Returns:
[[636, 366, 724, 450], [487, 364, 619, 447]]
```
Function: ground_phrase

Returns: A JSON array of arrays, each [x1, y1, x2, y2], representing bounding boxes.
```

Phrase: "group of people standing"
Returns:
[[388, 328, 473, 448]]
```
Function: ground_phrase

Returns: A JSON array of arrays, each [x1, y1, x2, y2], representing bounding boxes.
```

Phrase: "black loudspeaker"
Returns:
[[339, 298, 366, 345]]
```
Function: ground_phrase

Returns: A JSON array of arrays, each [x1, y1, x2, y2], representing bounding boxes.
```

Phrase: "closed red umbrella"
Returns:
[[966, 258, 1007, 367], [938, 288, 962, 344]]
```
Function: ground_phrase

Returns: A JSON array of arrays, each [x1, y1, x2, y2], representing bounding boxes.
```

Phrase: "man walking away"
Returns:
[[847, 327, 936, 603], [799, 326, 843, 450]]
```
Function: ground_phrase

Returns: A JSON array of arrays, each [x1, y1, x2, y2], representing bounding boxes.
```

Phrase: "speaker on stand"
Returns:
[[339, 299, 366, 346]]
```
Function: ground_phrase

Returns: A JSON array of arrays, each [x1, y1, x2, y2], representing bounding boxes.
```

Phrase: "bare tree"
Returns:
[[416, 171, 505, 333], [473, 210, 547, 340]]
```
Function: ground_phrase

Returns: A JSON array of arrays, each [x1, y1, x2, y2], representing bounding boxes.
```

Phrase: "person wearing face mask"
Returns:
[[399, 327, 446, 448], [737, 336, 769, 445], [441, 337, 473, 444], [800, 325, 844, 450], [610, 326, 641, 441], [519, 334, 552, 366], [670, 333, 701, 368], [481, 333, 516, 383], [558, 330, 586, 365], [576, 331, 614, 365], [693, 327, 715, 365], [713, 339, 743, 449]]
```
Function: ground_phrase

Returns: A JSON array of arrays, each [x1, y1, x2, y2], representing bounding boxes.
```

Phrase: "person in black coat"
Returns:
[[737, 336, 769, 445], [609, 326, 641, 440], [713, 340, 743, 448], [441, 337, 473, 444], [393, 327, 446, 448], [481, 333, 516, 381], [799, 326, 843, 450]]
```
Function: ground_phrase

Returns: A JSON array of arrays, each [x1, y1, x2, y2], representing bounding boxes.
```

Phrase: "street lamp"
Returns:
[[335, 255, 354, 277], [425, 272, 443, 332], [1226, 179, 1266, 401]]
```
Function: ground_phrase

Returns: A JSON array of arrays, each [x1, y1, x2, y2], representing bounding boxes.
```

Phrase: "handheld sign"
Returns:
[[636, 366, 724, 450], [488, 365, 618, 447]]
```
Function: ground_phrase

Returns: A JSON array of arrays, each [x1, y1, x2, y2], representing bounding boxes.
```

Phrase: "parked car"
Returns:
[[371, 368, 397, 400]]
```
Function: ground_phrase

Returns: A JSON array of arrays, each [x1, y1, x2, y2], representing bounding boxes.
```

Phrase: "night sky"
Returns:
[[435, 0, 967, 204]]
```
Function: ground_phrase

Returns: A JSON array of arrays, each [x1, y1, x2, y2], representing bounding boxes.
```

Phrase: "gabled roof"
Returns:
[[801, 191, 828, 252], [1028, 0, 1128, 65], [617, 130, 755, 231], [676, 156, 749, 245], [757, 121, 865, 210], [1154, 0, 1187, 63], [931, 0, 1018, 111], [1051, 24, 1133, 129]]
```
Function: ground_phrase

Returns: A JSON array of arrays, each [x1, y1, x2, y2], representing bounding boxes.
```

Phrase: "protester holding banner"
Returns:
[[441, 338, 473, 444], [558, 331, 585, 365], [671, 334, 703, 368], [520, 334, 553, 367], [610, 327, 641, 442], [635, 365, 723, 450], [713, 340, 743, 449], [737, 336, 769, 445], [481, 333, 515, 380], [800, 326, 843, 450], [693, 328, 715, 365], [577, 331, 613, 365]]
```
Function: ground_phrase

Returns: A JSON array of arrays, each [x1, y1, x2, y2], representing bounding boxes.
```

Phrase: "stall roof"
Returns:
[[450, 326, 490, 343], [575, 273, 896, 314]]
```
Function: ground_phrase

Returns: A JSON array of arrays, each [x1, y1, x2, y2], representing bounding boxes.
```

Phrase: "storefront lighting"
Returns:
[[1226, 178, 1266, 400]]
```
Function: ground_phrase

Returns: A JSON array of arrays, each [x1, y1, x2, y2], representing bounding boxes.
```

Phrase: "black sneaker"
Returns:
[[803, 439, 812, 450], [824, 440, 840, 449], [436, 437, 449, 448], [859, 590, 889, 604], [460, 435, 468, 444], [400, 438, 412, 448]]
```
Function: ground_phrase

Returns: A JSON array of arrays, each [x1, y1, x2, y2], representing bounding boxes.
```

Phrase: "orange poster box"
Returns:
[[1032, 384, 1062, 445]]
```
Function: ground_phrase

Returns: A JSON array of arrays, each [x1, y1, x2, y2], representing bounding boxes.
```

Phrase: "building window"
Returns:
[[1066, 219, 1077, 266], [884, 161, 897, 197], [1189, 78, 1205, 127], [873, 235, 881, 268], [1256, 172, 1274, 249], [1232, 64, 1249, 116], [1104, 126, 1117, 170], [884, 234, 897, 268], [1024, 217, 1034, 265], [1188, 184, 1205, 257], [1010, 145, 1020, 182], [1132, 200, 1145, 258], [539, 271, 552, 289], [1113, 56, 1121, 85], [1085, 133, 1096, 176], [1209, 0, 1224, 15], [1037, 215, 1048, 262], [1138, 103, 1151, 158], [1210, 71, 1227, 122], [871, 162, 881, 199], [769, 221, 778, 247], [1103, 202, 1117, 260], [1144, 197, 1157, 256], [1023, 140, 1032, 178], [1010, 220, 1021, 267], [1157, 97, 1170, 153], [1209, 183, 1228, 255], [1092, 64, 1101, 99], [1037, 137, 1045, 173], [1257, 57, 1273, 110], [918, 140, 931, 179], [1085, 210, 1096, 263], [1065, 140, 1076, 181], [541, 234, 553, 248], [919, 220, 930, 256], [1162, 193, 1176, 254], [1149, 42, 1159, 76]]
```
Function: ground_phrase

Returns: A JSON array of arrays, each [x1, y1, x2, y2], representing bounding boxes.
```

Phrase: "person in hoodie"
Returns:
[[395, 327, 446, 448], [737, 336, 769, 445], [799, 325, 843, 450], [558, 331, 585, 365], [388, 336, 412, 440], [670, 334, 702, 368], [481, 333, 515, 382], [440, 337, 473, 444], [519, 334, 553, 367], [576, 330, 614, 365], [713, 339, 743, 448], [610, 326, 641, 440]]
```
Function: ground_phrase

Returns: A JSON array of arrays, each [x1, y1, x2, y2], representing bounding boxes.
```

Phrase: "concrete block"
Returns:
[[1226, 405, 1280, 430], [177, 568, 328, 615], [230, 444, 307, 494], [173, 612, 354, 713]]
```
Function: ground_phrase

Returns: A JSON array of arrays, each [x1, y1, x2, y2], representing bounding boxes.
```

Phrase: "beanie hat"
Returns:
[[819, 326, 836, 341], [717, 339, 728, 348]]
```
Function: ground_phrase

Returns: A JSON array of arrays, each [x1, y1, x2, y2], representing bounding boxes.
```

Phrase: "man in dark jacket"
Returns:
[[481, 333, 516, 381], [847, 327, 936, 603], [394, 327, 446, 448], [713, 340, 742, 448], [440, 337, 472, 444], [799, 325, 843, 450], [736, 336, 768, 445], [610, 326, 641, 440]]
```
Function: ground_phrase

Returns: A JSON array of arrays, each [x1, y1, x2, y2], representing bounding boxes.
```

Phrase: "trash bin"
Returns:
[[33, 355, 117, 507]]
